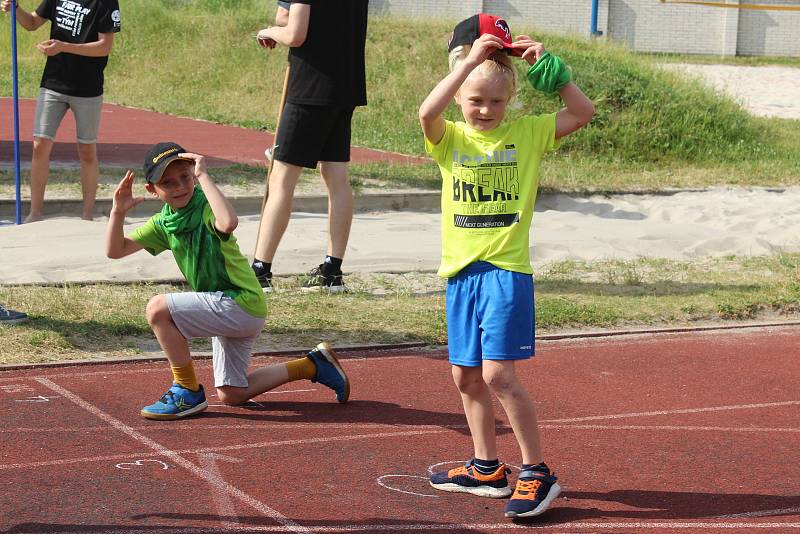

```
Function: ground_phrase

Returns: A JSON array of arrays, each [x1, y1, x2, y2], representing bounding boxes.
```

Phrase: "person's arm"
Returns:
[[37, 31, 114, 57], [1, 0, 48, 31], [106, 170, 145, 259], [181, 153, 238, 235], [256, 2, 310, 48], [419, 34, 505, 145], [554, 82, 595, 139], [275, 2, 289, 26], [512, 35, 595, 139]]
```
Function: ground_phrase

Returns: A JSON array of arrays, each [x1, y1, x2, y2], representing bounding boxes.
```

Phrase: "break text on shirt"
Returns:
[[451, 148, 520, 206]]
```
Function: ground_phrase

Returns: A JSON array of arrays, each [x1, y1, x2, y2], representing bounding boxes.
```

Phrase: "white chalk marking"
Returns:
[[376, 475, 438, 498], [115, 459, 169, 470], [542, 400, 800, 423], [14, 395, 58, 403], [34, 378, 309, 533], [541, 423, 800, 433]]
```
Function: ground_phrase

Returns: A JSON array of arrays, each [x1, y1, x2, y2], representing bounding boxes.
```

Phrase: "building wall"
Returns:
[[368, 0, 800, 57]]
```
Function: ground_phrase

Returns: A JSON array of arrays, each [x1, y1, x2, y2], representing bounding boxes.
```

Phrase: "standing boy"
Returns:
[[419, 15, 594, 518], [105, 142, 350, 420], [1, 0, 121, 222], [252, 0, 368, 292]]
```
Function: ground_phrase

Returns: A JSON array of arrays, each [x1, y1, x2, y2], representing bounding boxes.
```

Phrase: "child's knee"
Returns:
[[216, 386, 248, 406], [482, 363, 517, 393], [145, 295, 170, 327], [451, 365, 484, 393]]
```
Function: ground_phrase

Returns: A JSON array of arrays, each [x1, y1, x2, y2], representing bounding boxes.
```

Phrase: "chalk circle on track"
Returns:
[[377, 460, 522, 498]]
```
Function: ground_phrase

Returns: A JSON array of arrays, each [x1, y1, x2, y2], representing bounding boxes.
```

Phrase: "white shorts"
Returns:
[[33, 88, 103, 144], [166, 292, 266, 388]]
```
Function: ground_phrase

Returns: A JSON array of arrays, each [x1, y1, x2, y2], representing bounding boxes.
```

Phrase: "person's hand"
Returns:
[[37, 39, 64, 56], [256, 28, 276, 49], [464, 34, 504, 68], [512, 35, 546, 65], [1, 0, 16, 14], [179, 152, 208, 180], [112, 170, 144, 215]]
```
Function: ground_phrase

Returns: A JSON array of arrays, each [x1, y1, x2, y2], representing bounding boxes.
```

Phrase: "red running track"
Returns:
[[0, 98, 428, 168], [1, 325, 799, 533]]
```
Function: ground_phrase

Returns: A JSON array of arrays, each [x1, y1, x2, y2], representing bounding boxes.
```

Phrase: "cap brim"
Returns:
[[147, 155, 193, 184]]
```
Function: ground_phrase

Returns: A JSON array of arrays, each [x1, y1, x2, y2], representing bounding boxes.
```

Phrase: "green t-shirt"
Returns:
[[131, 193, 267, 318], [425, 113, 559, 278]]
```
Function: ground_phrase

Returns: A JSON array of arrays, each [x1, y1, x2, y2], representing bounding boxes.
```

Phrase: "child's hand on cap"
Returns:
[[465, 34, 505, 68], [179, 152, 208, 180], [512, 35, 545, 65]]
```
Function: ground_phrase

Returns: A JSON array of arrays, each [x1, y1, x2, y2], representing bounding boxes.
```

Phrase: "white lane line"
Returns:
[[34, 378, 309, 533], [718, 507, 800, 518], [0, 428, 447, 471], [66, 521, 800, 531], [198, 452, 242, 528], [541, 424, 800, 433], [541, 400, 800, 423]]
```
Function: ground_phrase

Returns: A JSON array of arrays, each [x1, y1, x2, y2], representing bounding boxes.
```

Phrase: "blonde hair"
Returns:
[[448, 44, 517, 95]]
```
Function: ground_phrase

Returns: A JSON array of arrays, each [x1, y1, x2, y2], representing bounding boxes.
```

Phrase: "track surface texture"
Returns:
[[1, 326, 799, 533]]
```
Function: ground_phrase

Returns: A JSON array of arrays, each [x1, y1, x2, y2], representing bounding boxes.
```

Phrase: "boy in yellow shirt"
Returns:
[[419, 14, 594, 518]]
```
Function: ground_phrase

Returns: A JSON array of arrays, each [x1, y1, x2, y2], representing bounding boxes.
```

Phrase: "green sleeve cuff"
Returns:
[[526, 51, 572, 94]]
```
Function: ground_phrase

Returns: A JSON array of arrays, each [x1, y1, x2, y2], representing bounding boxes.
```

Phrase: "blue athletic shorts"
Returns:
[[446, 261, 535, 367]]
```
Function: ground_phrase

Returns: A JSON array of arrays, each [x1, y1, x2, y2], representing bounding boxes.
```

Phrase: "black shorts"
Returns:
[[273, 103, 355, 169]]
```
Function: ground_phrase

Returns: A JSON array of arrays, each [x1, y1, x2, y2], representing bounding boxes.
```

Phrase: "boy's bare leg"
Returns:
[[483, 360, 543, 464], [145, 295, 192, 367], [25, 136, 53, 223], [319, 161, 353, 259], [253, 160, 303, 263], [77, 142, 99, 220], [453, 364, 498, 461], [216, 364, 291, 405]]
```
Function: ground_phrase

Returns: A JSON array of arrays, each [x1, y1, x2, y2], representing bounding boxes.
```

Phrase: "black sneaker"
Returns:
[[302, 264, 346, 293], [0, 305, 28, 325], [255, 271, 273, 293]]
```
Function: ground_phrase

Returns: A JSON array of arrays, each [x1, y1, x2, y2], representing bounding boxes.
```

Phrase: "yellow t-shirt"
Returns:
[[425, 113, 559, 278]]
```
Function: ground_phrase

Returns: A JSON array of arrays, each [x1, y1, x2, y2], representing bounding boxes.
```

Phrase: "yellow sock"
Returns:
[[171, 362, 199, 391], [286, 356, 317, 382]]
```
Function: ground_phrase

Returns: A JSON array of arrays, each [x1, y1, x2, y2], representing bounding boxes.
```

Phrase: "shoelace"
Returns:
[[514, 478, 543, 498]]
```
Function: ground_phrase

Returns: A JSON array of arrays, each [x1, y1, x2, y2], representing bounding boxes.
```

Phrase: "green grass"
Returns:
[[3, 254, 800, 364], [1, 3, 798, 189]]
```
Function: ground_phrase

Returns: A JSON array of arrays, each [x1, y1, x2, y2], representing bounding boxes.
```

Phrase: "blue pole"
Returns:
[[10, 0, 23, 225], [590, 0, 601, 36]]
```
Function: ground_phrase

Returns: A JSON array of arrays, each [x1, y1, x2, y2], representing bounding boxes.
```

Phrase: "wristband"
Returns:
[[526, 52, 572, 94]]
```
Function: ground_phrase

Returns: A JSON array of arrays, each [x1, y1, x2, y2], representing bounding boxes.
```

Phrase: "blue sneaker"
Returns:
[[307, 342, 350, 403], [141, 383, 208, 421], [504, 467, 561, 518]]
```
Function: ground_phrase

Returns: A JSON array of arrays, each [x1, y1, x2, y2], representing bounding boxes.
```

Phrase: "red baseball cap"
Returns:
[[448, 13, 522, 57]]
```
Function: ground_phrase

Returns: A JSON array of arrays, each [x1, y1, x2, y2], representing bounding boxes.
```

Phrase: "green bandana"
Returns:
[[526, 52, 572, 94], [159, 187, 206, 235]]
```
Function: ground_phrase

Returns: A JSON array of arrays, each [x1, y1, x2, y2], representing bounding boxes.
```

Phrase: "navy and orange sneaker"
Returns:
[[430, 460, 512, 498], [307, 342, 350, 403], [504, 466, 561, 518]]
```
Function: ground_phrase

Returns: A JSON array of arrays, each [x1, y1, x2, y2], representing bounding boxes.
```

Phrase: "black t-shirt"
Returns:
[[286, 0, 368, 107], [35, 0, 121, 97]]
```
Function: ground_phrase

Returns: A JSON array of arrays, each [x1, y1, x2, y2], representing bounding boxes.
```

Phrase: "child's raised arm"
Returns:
[[105, 170, 145, 259], [512, 35, 595, 140], [180, 153, 238, 235], [419, 34, 505, 145]]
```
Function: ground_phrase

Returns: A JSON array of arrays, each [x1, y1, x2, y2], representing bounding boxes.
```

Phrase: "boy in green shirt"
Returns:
[[419, 15, 594, 518], [106, 142, 349, 420]]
